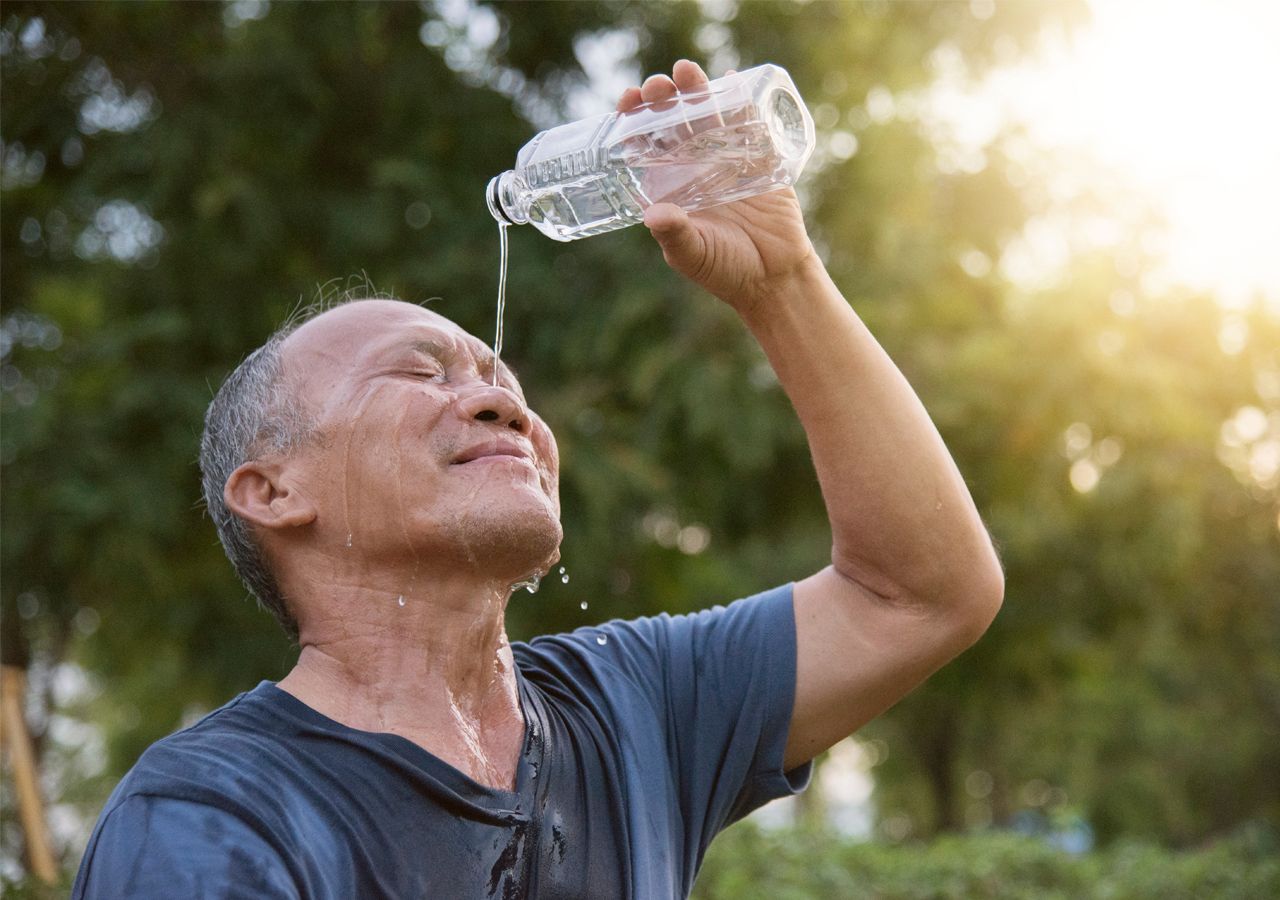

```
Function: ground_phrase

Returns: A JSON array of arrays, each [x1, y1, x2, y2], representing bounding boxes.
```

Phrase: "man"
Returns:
[[73, 61, 1002, 898]]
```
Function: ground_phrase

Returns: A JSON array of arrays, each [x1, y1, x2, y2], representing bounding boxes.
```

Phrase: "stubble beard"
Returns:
[[442, 493, 563, 586]]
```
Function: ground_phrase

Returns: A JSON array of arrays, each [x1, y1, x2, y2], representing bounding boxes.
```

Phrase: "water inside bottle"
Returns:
[[524, 96, 803, 240], [530, 122, 787, 240], [489, 65, 813, 242]]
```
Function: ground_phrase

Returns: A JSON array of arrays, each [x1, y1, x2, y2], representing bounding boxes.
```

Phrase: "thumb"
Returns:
[[644, 203, 707, 278]]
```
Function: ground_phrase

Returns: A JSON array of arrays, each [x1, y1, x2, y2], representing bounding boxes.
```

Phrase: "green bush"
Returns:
[[692, 824, 1280, 900], [5, 824, 1274, 897]]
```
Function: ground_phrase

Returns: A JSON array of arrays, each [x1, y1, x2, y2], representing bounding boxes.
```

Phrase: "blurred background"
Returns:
[[2, 1, 1278, 895]]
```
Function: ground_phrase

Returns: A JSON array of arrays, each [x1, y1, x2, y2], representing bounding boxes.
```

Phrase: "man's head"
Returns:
[[199, 298, 562, 639]]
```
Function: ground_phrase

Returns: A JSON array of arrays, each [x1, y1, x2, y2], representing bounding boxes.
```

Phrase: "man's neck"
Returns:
[[276, 570, 526, 791]]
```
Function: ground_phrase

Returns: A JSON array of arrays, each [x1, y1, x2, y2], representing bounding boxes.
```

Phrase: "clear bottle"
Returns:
[[486, 64, 815, 242]]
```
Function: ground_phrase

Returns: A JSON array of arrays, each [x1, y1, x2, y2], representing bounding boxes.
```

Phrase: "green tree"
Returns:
[[3, 1, 1275, 887]]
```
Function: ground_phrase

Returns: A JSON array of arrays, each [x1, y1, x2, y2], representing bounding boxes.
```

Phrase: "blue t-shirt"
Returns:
[[72, 585, 809, 899]]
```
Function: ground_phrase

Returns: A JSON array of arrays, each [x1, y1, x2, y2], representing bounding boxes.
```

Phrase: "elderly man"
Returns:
[[73, 61, 1001, 898]]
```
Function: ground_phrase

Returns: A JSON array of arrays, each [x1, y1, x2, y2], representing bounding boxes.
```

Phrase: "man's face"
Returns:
[[279, 299, 562, 584]]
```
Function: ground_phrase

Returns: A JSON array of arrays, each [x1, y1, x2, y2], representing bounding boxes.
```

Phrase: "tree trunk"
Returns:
[[917, 707, 960, 833]]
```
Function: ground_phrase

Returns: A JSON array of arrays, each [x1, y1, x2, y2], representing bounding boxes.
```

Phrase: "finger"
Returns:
[[643, 203, 706, 277], [639, 74, 678, 104], [616, 86, 643, 113], [673, 59, 719, 129], [672, 59, 710, 93]]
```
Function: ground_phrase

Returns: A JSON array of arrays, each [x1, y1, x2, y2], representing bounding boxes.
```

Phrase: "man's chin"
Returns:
[[447, 503, 563, 583]]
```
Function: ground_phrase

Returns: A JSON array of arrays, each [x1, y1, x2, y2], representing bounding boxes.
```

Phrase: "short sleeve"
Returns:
[[581, 584, 812, 852], [73, 794, 298, 900]]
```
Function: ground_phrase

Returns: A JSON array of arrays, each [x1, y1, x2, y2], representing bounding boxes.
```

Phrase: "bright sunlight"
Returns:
[[935, 0, 1280, 306]]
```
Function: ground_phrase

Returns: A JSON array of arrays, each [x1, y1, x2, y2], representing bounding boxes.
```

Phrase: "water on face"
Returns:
[[511, 571, 543, 595], [491, 221, 510, 387]]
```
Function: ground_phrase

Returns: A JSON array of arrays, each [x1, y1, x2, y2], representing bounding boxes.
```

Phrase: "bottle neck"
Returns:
[[486, 171, 528, 226]]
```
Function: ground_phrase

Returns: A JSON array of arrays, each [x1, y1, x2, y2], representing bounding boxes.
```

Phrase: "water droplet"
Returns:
[[580, 601, 589, 611], [397, 595, 405, 607], [345, 533, 353, 549], [561, 573, 570, 584], [552, 819, 567, 863], [558, 566, 565, 573], [595, 634, 608, 646]]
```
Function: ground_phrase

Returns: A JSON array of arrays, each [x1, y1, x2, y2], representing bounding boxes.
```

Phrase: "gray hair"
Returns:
[[199, 282, 414, 639], [199, 320, 315, 641]]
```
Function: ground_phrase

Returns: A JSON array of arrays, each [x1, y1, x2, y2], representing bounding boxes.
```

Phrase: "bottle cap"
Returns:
[[487, 172, 523, 225]]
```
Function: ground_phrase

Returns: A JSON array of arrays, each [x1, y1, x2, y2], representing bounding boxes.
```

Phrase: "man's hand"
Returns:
[[617, 60, 817, 313]]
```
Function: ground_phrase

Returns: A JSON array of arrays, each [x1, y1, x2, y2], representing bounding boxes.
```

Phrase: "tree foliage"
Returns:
[[2, 0, 1276, 882]]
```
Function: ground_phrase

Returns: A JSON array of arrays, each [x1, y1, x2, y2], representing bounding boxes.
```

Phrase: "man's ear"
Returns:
[[224, 461, 317, 531]]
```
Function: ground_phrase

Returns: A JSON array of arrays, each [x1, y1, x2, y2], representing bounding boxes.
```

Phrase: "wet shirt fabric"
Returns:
[[72, 584, 810, 899]]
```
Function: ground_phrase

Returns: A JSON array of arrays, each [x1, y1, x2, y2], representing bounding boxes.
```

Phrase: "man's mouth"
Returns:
[[452, 439, 534, 466]]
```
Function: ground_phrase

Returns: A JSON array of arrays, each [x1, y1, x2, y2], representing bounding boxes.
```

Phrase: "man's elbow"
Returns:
[[950, 557, 1004, 648], [831, 535, 1004, 646]]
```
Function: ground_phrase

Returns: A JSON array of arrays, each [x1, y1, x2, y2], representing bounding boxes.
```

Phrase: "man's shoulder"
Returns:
[[517, 583, 795, 662], [512, 583, 796, 706], [152, 682, 277, 743], [109, 683, 288, 801]]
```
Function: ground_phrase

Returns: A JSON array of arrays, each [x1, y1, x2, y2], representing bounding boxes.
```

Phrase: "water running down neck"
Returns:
[[492, 221, 510, 387]]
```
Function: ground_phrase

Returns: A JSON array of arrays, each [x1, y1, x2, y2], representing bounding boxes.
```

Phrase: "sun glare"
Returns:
[[935, 0, 1280, 306]]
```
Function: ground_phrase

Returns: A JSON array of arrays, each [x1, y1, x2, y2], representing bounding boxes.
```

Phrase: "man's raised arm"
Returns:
[[627, 61, 1004, 771]]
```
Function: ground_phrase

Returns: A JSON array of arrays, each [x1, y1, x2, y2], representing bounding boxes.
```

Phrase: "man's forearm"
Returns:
[[737, 257, 1002, 615]]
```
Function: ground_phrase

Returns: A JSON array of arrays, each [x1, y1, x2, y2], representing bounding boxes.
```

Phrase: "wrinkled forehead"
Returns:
[[283, 299, 506, 379]]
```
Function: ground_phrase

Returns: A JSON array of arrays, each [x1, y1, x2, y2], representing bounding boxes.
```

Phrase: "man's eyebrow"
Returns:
[[406, 339, 452, 357]]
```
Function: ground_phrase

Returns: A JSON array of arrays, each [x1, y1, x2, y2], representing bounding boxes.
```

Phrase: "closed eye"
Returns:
[[403, 367, 446, 381]]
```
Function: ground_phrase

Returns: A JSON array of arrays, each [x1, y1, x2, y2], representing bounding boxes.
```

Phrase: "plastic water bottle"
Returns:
[[486, 64, 815, 242]]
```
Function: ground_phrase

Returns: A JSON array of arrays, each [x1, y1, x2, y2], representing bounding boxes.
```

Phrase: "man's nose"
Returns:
[[455, 385, 531, 435]]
